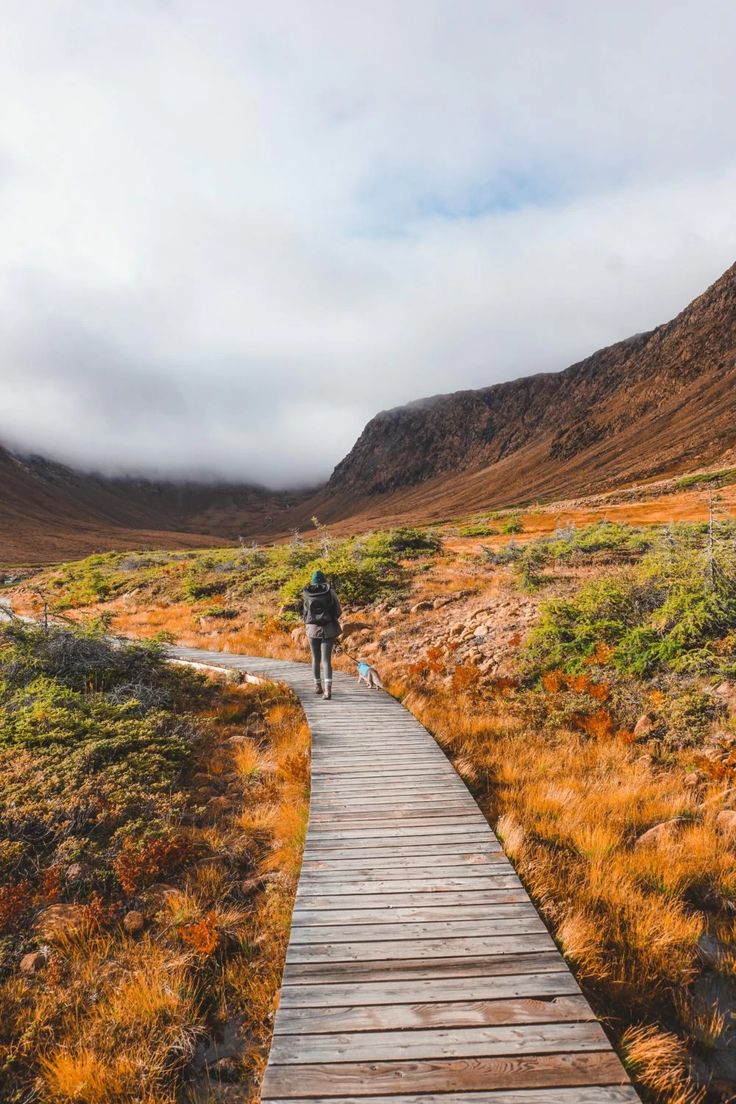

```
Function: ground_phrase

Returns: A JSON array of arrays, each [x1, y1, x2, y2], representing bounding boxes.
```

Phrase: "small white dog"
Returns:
[[356, 659, 384, 690]]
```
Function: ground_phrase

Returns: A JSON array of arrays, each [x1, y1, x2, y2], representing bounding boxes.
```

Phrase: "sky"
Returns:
[[1, 1, 735, 488]]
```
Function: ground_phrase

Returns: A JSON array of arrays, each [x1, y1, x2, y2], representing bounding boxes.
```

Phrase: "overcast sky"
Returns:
[[1, 1, 735, 487]]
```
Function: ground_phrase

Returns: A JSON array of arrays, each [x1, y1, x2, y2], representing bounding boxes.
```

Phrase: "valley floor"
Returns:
[[4, 469, 736, 1103]]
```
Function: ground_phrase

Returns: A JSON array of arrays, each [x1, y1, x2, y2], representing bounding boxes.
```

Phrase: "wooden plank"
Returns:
[[313, 779, 464, 786], [261, 1051, 630, 1097], [300, 855, 509, 872], [262, 1089, 640, 1104], [286, 934, 556, 964], [307, 816, 488, 829], [302, 853, 509, 866], [276, 994, 595, 1034], [291, 902, 535, 926], [295, 878, 523, 897], [269, 1021, 609, 1064], [304, 836, 499, 853], [309, 807, 480, 817], [283, 951, 570, 985], [306, 824, 492, 840], [289, 918, 546, 944], [299, 870, 518, 887], [300, 858, 513, 875], [278, 972, 581, 1009], [312, 793, 470, 801], [294, 889, 525, 909], [302, 842, 502, 860]]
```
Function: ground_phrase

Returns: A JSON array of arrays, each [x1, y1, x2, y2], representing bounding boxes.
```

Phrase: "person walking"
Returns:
[[303, 569, 342, 700]]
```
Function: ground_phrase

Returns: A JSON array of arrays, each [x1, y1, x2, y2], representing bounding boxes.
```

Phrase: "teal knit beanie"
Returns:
[[311, 570, 327, 587]]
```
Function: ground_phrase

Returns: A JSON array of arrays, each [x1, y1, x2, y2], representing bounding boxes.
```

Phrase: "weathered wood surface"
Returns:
[[168, 646, 638, 1102]]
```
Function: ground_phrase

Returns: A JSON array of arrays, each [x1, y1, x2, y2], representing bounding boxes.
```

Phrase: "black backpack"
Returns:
[[303, 586, 335, 625]]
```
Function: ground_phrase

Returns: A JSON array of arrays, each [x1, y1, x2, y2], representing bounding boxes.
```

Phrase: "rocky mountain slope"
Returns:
[[325, 261, 736, 511]]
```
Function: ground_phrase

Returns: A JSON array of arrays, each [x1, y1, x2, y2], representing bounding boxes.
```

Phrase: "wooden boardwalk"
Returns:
[[170, 646, 638, 1104]]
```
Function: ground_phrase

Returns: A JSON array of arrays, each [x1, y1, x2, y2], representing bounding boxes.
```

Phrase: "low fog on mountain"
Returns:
[[1, 0, 736, 485]]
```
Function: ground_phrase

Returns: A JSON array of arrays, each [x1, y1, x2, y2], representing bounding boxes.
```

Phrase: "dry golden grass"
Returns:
[[389, 668, 735, 1102], [622, 1024, 705, 1104]]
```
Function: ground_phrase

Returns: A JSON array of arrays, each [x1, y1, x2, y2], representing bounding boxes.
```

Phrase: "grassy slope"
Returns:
[[5, 486, 736, 1103]]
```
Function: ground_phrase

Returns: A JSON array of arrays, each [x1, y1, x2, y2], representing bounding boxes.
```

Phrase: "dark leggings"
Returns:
[[309, 637, 334, 682]]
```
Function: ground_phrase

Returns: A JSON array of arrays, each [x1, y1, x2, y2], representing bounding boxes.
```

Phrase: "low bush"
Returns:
[[457, 520, 499, 537], [525, 530, 736, 678], [675, 468, 736, 490]]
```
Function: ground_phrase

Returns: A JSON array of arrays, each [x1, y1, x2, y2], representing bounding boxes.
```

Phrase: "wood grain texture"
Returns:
[[261, 1052, 631, 1096], [282, 952, 572, 984], [274, 994, 595, 1033], [291, 901, 535, 925], [269, 1021, 609, 1064], [263, 1090, 640, 1104], [166, 646, 636, 1101], [277, 972, 581, 1009]]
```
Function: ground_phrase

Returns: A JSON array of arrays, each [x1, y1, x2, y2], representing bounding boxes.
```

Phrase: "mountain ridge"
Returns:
[[2, 260, 735, 562], [327, 261, 736, 499]]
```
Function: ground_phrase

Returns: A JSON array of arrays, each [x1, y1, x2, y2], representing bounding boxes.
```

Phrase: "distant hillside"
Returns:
[[324, 260, 736, 516], [0, 449, 305, 563], [3, 261, 736, 562]]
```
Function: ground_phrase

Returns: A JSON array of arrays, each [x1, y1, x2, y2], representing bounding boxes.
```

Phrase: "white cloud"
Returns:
[[0, 0, 735, 485]]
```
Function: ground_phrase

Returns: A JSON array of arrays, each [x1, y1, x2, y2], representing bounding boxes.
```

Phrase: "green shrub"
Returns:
[[458, 521, 499, 537], [525, 531, 736, 679], [0, 622, 210, 890], [487, 522, 661, 587], [675, 468, 736, 490]]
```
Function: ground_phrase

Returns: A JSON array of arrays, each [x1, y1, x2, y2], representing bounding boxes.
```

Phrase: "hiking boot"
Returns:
[[314, 680, 323, 695], [323, 681, 332, 700]]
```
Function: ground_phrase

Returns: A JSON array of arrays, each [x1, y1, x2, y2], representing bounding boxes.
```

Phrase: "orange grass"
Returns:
[[389, 669, 734, 1102]]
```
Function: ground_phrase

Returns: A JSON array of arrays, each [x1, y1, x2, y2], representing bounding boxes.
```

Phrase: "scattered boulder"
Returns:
[[209, 1056, 240, 1082], [633, 713, 658, 739], [140, 883, 179, 909], [715, 810, 736, 837], [240, 875, 263, 898], [341, 620, 371, 637], [432, 596, 452, 609], [65, 861, 90, 885], [20, 951, 46, 975], [410, 600, 433, 614], [34, 903, 87, 940], [634, 819, 684, 849], [122, 910, 145, 936], [240, 872, 280, 898], [714, 681, 736, 708], [204, 796, 231, 821]]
